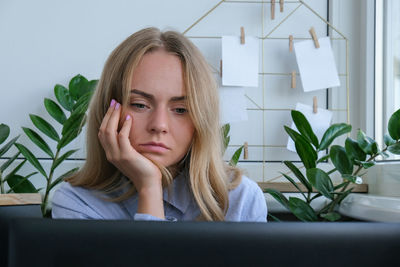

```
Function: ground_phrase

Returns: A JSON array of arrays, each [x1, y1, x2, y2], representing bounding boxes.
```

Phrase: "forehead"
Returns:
[[130, 49, 186, 97]]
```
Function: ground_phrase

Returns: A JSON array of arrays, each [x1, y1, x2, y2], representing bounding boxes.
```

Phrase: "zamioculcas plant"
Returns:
[[0, 124, 38, 194], [265, 108, 400, 222], [16, 75, 97, 217]]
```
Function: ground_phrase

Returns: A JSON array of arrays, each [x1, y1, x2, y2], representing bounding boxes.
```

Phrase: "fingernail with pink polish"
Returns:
[[126, 115, 131, 121], [110, 99, 116, 107], [115, 103, 120, 110]]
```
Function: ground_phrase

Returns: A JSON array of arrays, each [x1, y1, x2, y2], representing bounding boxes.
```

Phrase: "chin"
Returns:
[[141, 153, 175, 168]]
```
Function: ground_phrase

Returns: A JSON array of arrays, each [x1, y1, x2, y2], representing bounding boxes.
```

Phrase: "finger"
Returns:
[[118, 114, 136, 155], [99, 99, 117, 133], [99, 100, 121, 158]]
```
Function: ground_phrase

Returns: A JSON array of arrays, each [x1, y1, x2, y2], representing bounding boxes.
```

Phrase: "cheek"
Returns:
[[179, 120, 195, 145]]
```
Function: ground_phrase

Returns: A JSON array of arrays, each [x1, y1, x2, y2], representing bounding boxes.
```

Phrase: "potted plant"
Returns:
[[15, 74, 97, 217], [0, 122, 43, 215], [265, 108, 400, 222]]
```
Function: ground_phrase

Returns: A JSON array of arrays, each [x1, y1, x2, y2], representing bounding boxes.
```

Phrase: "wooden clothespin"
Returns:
[[289, 35, 293, 52], [271, 0, 276, 20], [244, 142, 248, 160], [240, 27, 245, 44], [220, 60, 223, 77], [313, 96, 318, 113], [309, 27, 320, 48], [280, 0, 284, 12], [291, 71, 296, 88]]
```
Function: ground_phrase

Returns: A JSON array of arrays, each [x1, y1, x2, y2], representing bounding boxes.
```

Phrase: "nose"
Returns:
[[147, 107, 169, 134]]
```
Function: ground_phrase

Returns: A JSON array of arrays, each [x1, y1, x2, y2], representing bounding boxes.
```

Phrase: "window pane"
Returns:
[[381, 0, 400, 160]]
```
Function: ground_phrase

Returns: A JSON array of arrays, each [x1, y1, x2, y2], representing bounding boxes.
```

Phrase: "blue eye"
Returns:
[[175, 108, 187, 114], [131, 103, 146, 109]]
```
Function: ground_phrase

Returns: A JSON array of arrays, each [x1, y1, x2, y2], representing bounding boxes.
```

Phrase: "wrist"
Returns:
[[137, 185, 165, 220]]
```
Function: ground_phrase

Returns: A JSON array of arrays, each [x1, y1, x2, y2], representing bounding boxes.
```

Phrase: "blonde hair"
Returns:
[[67, 27, 242, 221]]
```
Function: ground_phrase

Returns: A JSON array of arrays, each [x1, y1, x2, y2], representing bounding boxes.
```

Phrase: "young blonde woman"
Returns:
[[52, 27, 267, 222]]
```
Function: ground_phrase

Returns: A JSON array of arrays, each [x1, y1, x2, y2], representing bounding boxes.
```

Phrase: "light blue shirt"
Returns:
[[52, 173, 268, 222]]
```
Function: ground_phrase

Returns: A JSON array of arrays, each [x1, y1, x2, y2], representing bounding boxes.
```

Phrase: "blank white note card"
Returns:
[[219, 87, 248, 124], [294, 37, 340, 92], [222, 36, 259, 87]]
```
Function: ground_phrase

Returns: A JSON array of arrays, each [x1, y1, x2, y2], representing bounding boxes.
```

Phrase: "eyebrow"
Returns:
[[130, 89, 186, 102]]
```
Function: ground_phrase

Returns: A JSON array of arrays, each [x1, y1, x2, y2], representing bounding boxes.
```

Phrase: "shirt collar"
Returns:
[[120, 172, 192, 216], [163, 171, 192, 213]]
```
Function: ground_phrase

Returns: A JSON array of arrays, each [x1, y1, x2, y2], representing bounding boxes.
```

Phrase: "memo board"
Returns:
[[182, 0, 349, 184]]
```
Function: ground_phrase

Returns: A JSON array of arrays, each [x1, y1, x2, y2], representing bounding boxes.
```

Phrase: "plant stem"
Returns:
[[42, 149, 60, 215]]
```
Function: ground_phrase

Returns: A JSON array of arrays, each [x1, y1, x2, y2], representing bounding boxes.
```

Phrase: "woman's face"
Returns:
[[125, 49, 195, 167]]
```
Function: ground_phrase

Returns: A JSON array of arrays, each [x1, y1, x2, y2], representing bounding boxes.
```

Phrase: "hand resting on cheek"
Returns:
[[98, 99, 164, 219]]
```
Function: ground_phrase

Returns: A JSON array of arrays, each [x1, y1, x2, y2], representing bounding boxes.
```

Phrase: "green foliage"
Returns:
[[0, 124, 37, 194], [16, 74, 97, 216], [222, 123, 244, 166], [265, 108, 400, 222]]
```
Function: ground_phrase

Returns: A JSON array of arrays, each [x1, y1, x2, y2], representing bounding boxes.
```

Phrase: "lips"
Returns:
[[139, 142, 170, 153]]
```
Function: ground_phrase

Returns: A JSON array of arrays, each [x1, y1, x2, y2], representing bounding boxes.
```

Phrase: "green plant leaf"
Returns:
[[316, 154, 330, 164], [288, 197, 318, 222], [342, 174, 356, 183], [284, 125, 302, 143], [345, 137, 366, 162], [320, 212, 341, 222], [3, 159, 26, 182], [0, 152, 19, 172], [291, 110, 319, 148], [7, 174, 37, 193], [52, 149, 78, 172], [357, 129, 378, 155], [362, 161, 375, 168], [44, 98, 67, 124], [61, 112, 86, 136], [55, 84, 74, 111], [0, 135, 19, 157], [380, 151, 389, 158], [264, 188, 289, 210], [388, 108, 400, 140], [88, 79, 98, 92], [58, 114, 86, 149], [71, 91, 93, 114], [222, 124, 230, 151], [283, 161, 312, 192], [0, 123, 10, 144], [388, 143, 400, 155], [306, 168, 334, 200], [229, 145, 243, 166], [334, 181, 348, 191], [30, 114, 60, 142], [330, 145, 353, 175], [49, 167, 79, 191], [319, 123, 352, 151], [280, 172, 307, 199], [22, 127, 54, 158], [384, 134, 396, 146], [294, 136, 317, 169], [69, 74, 92, 101], [15, 143, 48, 178]]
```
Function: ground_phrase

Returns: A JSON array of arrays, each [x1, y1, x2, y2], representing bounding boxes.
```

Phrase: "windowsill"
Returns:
[[338, 193, 400, 222]]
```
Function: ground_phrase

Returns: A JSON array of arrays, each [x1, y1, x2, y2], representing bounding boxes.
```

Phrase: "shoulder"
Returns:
[[51, 182, 130, 220], [229, 175, 262, 198], [226, 175, 268, 222]]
